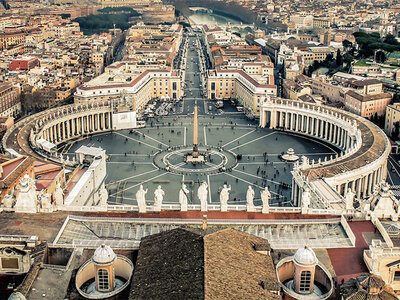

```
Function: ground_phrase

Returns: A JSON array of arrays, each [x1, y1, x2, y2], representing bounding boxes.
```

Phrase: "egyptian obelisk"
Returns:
[[193, 106, 199, 158]]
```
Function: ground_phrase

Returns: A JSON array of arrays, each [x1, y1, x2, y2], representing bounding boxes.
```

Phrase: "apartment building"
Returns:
[[0, 30, 25, 50], [207, 68, 277, 116], [74, 62, 182, 113], [0, 83, 21, 117], [384, 103, 400, 137], [344, 79, 392, 118]]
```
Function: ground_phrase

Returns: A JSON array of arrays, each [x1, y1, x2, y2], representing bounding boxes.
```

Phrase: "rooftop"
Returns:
[[130, 228, 281, 300]]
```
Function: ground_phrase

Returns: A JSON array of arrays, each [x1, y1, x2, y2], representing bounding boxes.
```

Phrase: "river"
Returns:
[[188, 10, 242, 25], [188, 9, 254, 35]]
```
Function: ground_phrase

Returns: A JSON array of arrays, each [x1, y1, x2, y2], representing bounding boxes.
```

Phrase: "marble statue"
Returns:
[[345, 189, 355, 210], [220, 184, 231, 212], [2, 193, 14, 208], [154, 185, 164, 211], [198, 182, 208, 212], [246, 186, 255, 212], [370, 182, 398, 220], [14, 174, 38, 213], [136, 185, 148, 213], [54, 182, 64, 205], [302, 188, 311, 212], [40, 193, 53, 211], [98, 187, 108, 207], [179, 183, 189, 212], [261, 187, 271, 214]]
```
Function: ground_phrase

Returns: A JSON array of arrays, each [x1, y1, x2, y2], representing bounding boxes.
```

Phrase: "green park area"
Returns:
[[73, 7, 141, 35]]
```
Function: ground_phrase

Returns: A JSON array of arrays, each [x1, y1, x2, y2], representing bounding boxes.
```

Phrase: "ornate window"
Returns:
[[98, 269, 109, 291], [299, 270, 312, 292]]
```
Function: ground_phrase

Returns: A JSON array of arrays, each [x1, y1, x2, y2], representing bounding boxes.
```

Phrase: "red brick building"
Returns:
[[9, 56, 39, 71]]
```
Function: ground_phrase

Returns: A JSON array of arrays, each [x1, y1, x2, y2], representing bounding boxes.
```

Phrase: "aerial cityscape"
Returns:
[[1, 0, 400, 299]]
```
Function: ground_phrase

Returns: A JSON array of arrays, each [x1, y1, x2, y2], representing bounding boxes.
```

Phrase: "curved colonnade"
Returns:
[[3, 101, 113, 166], [3, 98, 391, 213], [33, 102, 112, 147], [260, 97, 391, 209]]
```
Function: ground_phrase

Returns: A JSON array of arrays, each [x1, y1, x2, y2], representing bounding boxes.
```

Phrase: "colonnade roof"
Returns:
[[302, 117, 387, 181]]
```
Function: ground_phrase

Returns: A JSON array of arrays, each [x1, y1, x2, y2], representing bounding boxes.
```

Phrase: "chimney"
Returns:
[[202, 214, 207, 230]]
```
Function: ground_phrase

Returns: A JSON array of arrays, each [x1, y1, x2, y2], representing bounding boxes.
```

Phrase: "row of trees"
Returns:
[[73, 9, 141, 34], [303, 48, 353, 77], [304, 32, 400, 76], [354, 32, 400, 57], [98, 7, 139, 14]]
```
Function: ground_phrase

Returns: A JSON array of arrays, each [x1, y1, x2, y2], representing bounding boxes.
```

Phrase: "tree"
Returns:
[[384, 34, 400, 45], [20, 89, 53, 113], [325, 53, 334, 62], [336, 49, 343, 66], [342, 39, 353, 51]]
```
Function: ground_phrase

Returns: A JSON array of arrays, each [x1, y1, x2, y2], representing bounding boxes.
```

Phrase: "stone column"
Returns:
[[292, 113, 295, 130], [368, 173, 373, 195], [377, 167, 382, 183], [356, 178, 362, 199], [298, 114, 301, 131], [73, 118, 77, 136], [55, 124, 59, 143], [270, 109, 276, 128], [60, 122, 63, 140], [310, 117, 315, 136], [285, 112, 289, 129], [306, 116, 309, 133], [50, 126, 54, 143], [363, 175, 368, 198], [333, 125, 337, 145], [342, 131, 346, 149], [370, 171, 375, 194], [324, 120, 328, 140]]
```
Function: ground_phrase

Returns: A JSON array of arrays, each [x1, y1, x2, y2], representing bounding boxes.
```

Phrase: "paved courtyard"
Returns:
[[63, 108, 338, 207]]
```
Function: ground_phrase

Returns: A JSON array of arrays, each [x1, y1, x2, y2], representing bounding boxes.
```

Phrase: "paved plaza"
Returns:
[[63, 107, 338, 207], [58, 35, 339, 208]]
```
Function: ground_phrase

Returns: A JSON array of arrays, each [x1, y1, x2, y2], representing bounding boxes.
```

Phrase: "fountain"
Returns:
[[282, 148, 299, 162]]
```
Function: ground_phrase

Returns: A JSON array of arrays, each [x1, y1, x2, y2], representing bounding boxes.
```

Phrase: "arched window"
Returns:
[[299, 270, 312, 292], [98, 269, 109, 291]]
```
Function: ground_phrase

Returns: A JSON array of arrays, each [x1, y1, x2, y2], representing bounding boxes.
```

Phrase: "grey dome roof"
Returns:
[[92, 244, 116, 264], [293, 245, 318, 267], [8, 292, 26, 300]]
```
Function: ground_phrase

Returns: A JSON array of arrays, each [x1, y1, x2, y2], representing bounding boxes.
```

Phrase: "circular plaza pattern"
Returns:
[[60, 108, 339, 207], [154, 145, 237, 175]]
